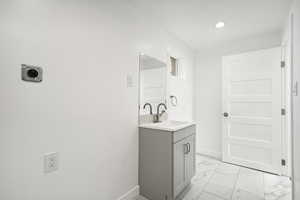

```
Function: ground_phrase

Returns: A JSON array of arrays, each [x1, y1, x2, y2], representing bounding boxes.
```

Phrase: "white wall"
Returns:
[[195, 54, 223, 158], [195, 32, 282, 158], [167, 55, 195, 122], [0, 1, 195, 200]]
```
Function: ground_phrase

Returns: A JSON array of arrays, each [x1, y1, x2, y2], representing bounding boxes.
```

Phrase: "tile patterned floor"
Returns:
[[137, 155, 292, 200]]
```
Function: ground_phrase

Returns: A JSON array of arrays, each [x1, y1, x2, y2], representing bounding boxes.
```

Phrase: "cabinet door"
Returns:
[[173, 139, 187, 197], [185, 135, 196, 182]]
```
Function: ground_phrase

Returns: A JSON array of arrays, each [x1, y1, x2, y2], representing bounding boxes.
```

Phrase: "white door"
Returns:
[[222, 47, 283, 174]]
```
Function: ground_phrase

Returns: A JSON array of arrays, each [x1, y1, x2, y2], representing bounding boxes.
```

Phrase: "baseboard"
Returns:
[[197, 148, 222, 160], [117, 185, 140, 200]]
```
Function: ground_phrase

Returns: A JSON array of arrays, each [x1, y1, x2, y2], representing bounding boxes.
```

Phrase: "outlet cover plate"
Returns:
[[21, 64, 43, 82], [44, 152, 59, 173]]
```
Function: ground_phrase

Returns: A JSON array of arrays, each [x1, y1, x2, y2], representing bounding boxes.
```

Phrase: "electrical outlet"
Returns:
[[44, 152, 58, 173]]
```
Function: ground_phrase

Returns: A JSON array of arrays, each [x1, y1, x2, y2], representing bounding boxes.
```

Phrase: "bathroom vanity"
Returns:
[[139, 121, 196, 200]]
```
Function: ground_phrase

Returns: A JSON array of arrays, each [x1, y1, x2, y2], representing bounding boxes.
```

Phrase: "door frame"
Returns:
[[281, 12, 294, 179], [281, 42, 292, 177], [290, 11, 296, 200]]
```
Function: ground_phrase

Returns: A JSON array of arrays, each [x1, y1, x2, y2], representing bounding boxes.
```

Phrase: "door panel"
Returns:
[[230, 101, 272, 117], [185, 135, 196, 182], [173, 139, 186, 197], [231, 79, 272, 95], [222, 47, 282, 174], [229, 119, 272, 142]]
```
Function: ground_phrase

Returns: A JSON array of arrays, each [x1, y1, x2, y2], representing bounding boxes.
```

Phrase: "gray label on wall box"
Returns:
[[21, 64, 43, 82]]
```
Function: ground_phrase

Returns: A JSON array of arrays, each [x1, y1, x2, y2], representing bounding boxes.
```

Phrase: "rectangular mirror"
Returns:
[[139, 54, 167, 123]]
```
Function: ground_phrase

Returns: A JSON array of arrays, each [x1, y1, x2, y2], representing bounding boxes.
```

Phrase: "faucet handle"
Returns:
[[143, 103, 153, 115], [159, 110, 166, 116]]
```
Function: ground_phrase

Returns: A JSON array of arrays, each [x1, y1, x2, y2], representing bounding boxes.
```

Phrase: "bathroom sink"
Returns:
[[139, 120, 195, 132], [161, 120, 189, 126]]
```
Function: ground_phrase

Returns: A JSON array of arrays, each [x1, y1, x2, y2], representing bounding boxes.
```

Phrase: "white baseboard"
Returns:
[[197, 148, 222, 160], [117, 185, 140, 200]]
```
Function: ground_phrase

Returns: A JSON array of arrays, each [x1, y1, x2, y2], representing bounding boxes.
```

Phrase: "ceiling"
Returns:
[[129, 0, 293, 51]]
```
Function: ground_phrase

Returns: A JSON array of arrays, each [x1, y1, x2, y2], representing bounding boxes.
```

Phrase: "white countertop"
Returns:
[[139, 120, 195, 132]]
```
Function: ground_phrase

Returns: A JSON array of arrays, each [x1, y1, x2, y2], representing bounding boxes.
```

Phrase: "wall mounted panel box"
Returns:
[[21, 64, 43, 82]]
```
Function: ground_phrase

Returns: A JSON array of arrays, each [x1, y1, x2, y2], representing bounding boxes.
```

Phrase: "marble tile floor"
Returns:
[[136, 155, 292, 200]]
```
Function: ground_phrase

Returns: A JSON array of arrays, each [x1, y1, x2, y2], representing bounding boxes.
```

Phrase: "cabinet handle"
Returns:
[[293, 82, 298, 96], [186, 143, 189, 153], [184, 144, 188, 154], [187, 143, 190, 153]]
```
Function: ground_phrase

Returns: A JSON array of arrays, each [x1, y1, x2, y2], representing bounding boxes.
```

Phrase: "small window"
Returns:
[[170, 56, 178, 76]]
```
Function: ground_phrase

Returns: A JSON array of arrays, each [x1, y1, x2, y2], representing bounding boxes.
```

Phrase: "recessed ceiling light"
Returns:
[[216, 22, 225, 29]]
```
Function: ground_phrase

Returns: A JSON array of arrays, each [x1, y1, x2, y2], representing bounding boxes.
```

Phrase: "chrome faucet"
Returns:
[[153, 103, 167, 123], [143, 103, 153, 115]]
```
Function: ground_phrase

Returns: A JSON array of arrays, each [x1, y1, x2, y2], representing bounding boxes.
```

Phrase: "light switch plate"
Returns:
[[44, 152, 59, 173], [127, 74, 134, 87]]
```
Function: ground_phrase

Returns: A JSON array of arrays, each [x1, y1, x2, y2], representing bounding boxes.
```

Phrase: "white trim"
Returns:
[[280, 43, 291, 177], [196, 149, 222, 160], [117, 185, 139, 200], [290, 12, 296, 200]]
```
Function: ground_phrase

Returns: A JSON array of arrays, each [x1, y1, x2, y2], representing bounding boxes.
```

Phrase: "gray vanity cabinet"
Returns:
[[139, 125, 196, 200]]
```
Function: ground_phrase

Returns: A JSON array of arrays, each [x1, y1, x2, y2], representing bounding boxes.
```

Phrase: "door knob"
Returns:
[[223, 112, 229, 117]]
